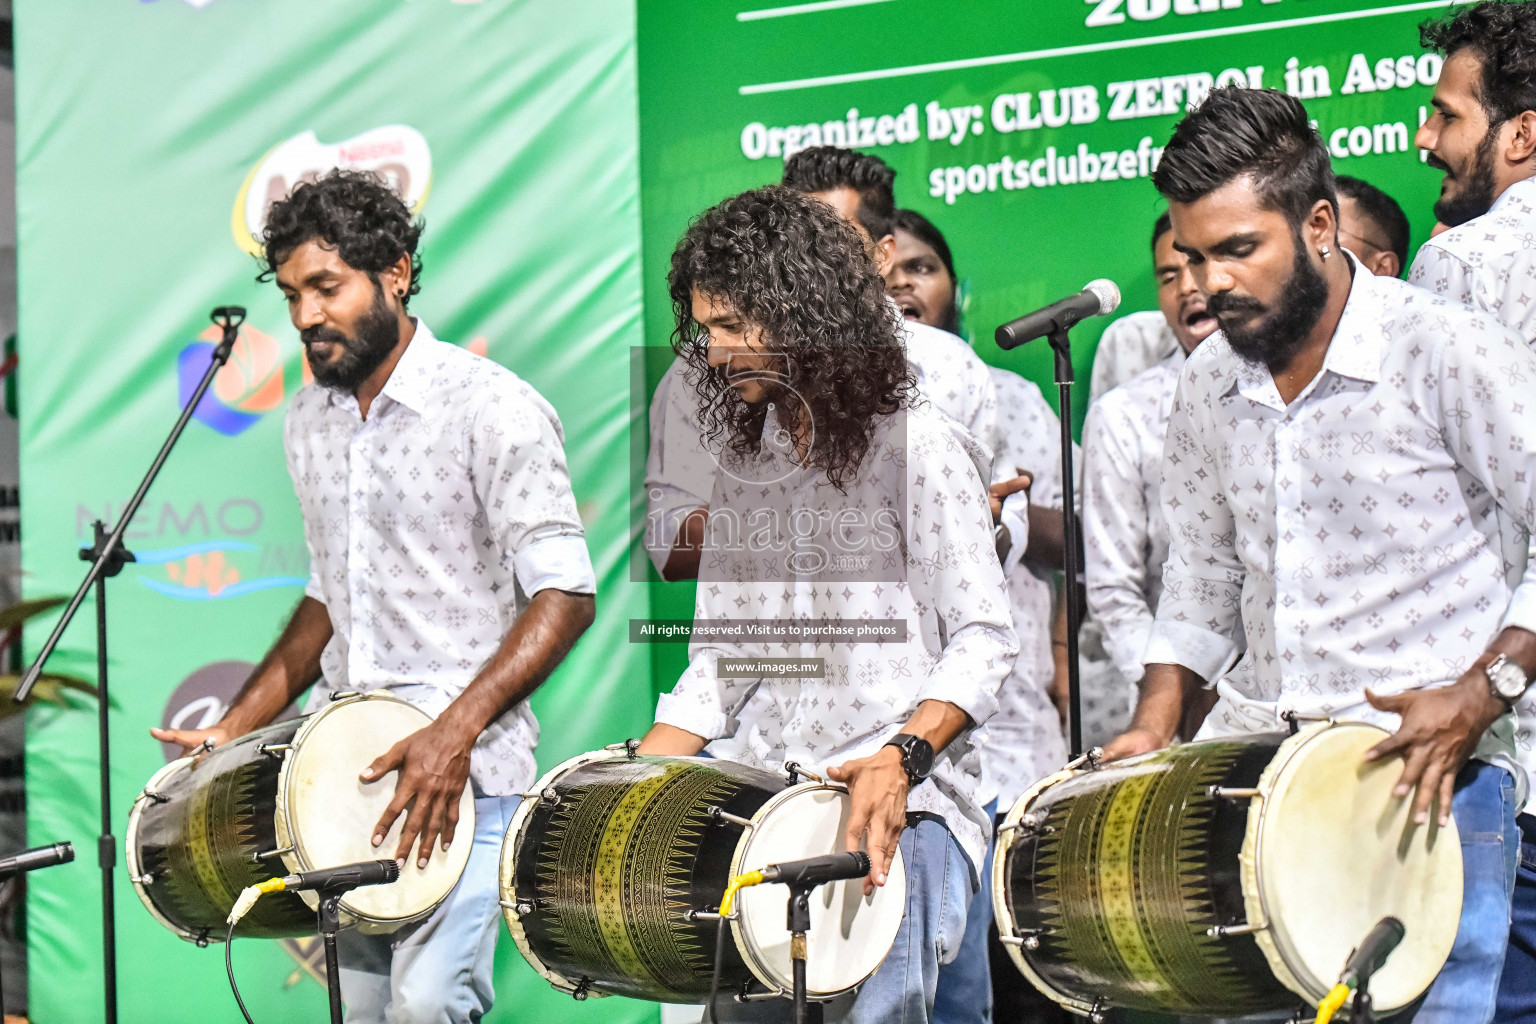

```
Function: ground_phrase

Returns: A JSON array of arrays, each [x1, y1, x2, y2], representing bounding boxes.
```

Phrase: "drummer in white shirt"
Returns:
[[1106, 87, 1536, 1023], [644, 146, 1002, 583], [639, 185, 1016, 1024], [1409, 7, 1536, 1017], [152, 171, 597, 1024]]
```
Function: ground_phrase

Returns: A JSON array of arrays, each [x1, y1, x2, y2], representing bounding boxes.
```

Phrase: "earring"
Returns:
[[1320, 246, 1332, 260]]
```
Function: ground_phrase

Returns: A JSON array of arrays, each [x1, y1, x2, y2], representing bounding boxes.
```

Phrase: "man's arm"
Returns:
[[1101, 663, 1207, 760], [150, 595, 332, 753], [646, 360, 717, 582], [660, 507, 708, 582], [364, 587, 594, 866], [1081, 399, 1157, 685]]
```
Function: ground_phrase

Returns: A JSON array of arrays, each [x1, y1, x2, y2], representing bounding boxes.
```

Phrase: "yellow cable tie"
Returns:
[[1314, 982, 1352, 1024]]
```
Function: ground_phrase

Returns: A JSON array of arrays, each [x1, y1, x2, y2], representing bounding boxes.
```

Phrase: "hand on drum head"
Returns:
[[149, 724, 230, 763], [827, 746, 909, 898], [1099, 727, 1168, 763], [360, 719, 474, 868], [1364, 678, 1507, 827]]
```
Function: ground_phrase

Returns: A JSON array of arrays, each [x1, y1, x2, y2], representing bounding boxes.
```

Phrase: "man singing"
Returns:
[[152, 171, 596, 1023], [639, 186, 1015, 1023], [1106, 88, 1536, 1022]]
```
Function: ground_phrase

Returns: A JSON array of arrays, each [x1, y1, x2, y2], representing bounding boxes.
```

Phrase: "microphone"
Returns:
[[995, 279, 1121, 350], [759, 851, 871, 888], [1341, 916, 1405, 987], [274, 859, 400, 893], [0, 842, 74, 878], [227, 859, 400, 926]]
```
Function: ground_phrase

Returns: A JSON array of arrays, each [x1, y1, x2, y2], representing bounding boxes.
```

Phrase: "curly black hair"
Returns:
[[257, 169, 424, 307], [782, 146, 898, 242], [1422, 2, 1536, 126], [1152, 87, 1336, 230], [669, 185, 914, 492]]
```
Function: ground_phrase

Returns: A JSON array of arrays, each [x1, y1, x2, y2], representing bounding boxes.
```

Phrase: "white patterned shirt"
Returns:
[[1409, 175, 1536, 340], [643, 314, 999, 573], [978, 368, 1068, 807], [284, 322, 597, 795], [1082, 354, 1182, 686], [1147, 261, 1536, 778], [1090, 309, 1182, 404], [1408, 176, 1536, 801], [653, 403, 1017, 868]]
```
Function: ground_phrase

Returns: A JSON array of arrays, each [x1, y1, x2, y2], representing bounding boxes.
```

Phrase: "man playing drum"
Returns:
[[637, 185, 1016, 1023], [1104, 88, 1536, 1022], [151, 170, 597, 1024]]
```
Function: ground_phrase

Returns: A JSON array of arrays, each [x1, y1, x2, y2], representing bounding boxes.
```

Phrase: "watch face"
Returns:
[[1492, 662, 1527, 701], [907, 738, 934, 778]]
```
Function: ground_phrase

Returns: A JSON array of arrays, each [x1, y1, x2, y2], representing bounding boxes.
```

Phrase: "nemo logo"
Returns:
[[179, 323, 285, 436], [231, 126, 433, 255]]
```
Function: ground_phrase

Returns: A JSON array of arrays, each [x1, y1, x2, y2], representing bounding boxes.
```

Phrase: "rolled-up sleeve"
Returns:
[[1143, 370, 1243, 680], [654, 582, 761, 741], [910, 421, 1017, 728], [471, 387, 596, 597]]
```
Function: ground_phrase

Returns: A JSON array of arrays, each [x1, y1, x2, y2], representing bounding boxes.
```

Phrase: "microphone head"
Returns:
[[1084, 279, 1121, 317], [380, 859, 401, 882]]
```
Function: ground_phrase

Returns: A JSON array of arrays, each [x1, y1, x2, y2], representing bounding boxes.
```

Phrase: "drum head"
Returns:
[[732, 786, 906, 998], [281, 693, 475, 927], [1248, 722, 1462, 1012]]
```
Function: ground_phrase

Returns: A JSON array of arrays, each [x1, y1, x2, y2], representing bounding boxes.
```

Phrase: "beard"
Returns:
[[1208, 234, 1331, 371], [302, 285, 400, 392], [1430, 126, 1501, 228]]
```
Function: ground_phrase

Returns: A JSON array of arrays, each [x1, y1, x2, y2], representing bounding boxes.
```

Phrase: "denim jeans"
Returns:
[[717, 816, 974, 1024], [336, 793, 520, 1024], [931, 800, 997, 1024], [1396, 760, 1518, 1024], [1494, 812, 1536, 1024]]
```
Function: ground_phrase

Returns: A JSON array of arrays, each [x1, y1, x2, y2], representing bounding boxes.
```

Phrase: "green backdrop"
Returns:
[[13, 0, 1474, 1021]]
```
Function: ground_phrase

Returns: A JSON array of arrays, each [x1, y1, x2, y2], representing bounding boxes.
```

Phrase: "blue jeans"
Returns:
[[931, 800, 997, 1024], [336, 793, 520, 1024], [1494, 812, 1536, 1023], [719, 816, 974, 1023], [1404, 761, 1517, 1024]]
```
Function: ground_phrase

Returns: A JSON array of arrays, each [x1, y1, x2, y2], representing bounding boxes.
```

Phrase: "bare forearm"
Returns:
[[900, 699, 972, 754], [1023, 506, 1066, 572], [221, 596, 332, 736], [661, 507, 707, 582], [636, 722, 708, 756], [436, 588, 595, 739], [1129, 663, 1207, 745]]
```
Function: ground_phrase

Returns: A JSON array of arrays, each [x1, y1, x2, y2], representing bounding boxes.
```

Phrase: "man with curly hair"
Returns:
[[1411, 9, 1536, 1017], [644, 146, 1006, 583], [151, 170, 597, 1023], [638, 186, 1016, 1023]]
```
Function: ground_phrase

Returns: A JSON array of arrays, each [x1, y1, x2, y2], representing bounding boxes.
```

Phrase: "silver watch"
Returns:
[[1485, 653, 1530, 705]]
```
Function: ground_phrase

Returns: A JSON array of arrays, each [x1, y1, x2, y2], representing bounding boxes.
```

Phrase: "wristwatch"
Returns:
[[1485, 653, 1531, 706], [883, 733, 935, 788]]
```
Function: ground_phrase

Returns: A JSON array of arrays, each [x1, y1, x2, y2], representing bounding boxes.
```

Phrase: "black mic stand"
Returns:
[[786, 884, 824, 1024], [11, 306, 247, 1024], [0, 841, 75, 1017], [1046, 326, 1086, 756], [318, 889, 347, 1024]]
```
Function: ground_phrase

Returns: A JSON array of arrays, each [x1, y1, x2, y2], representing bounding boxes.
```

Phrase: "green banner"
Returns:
[[637, 0, 1453, 434], [16, 2, 652, 1021]]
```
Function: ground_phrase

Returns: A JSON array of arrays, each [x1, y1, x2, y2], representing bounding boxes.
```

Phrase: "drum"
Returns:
[[500, 750, 907, 1003], [127, 690, 474, 943], [993, 722, 1462, 1019]]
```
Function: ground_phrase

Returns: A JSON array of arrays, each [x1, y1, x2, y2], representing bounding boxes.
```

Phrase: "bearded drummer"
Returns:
[[1102, 87, 1536, 1023], [636, 185, 1015, 1023], [150, 170, 597, 1024]]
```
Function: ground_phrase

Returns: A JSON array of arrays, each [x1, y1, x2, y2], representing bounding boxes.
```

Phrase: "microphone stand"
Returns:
[[12, 306, 246, 1024], [0, 841, 75, 1017], [1047, 326, 1086, 757], [317, 889, 347, 1024], [785, 884, 824, 1024]]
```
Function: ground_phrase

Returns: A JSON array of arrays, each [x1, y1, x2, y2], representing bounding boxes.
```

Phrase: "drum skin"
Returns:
[[999, 735, 1295, 1016], [504, 755, 789, 1002], [130, 719, 315, 941]]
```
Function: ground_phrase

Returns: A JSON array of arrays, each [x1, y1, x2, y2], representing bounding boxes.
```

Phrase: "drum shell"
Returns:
[[127, 719, 315, 941], [997, 736, 1295, 1016], [504, 755, 788, 1002]]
